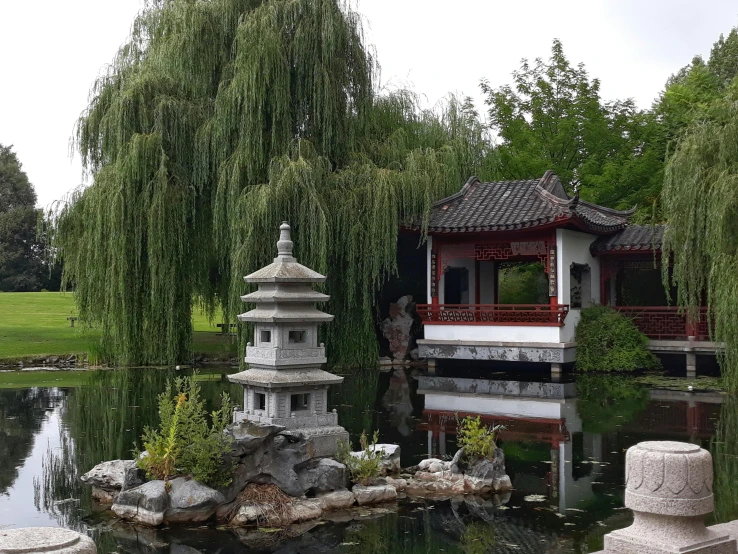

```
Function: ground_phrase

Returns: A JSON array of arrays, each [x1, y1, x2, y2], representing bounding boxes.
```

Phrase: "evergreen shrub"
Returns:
[[136, 373, 234, 488], [575, 305, 661, 372]]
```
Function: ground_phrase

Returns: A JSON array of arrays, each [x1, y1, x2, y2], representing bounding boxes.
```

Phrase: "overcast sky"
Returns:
[[1, 0, 736, 207]]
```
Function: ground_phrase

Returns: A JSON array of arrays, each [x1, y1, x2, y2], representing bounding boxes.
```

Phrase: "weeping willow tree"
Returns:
[[661, 86, 738, 392], [53, 0, 494, 366]]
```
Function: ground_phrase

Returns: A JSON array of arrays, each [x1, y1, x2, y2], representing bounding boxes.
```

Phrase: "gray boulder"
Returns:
[[296, 458, 347, 493], [122, 464, 146, 491], [226, 421, 285, 457], [221, 429, 313, 501], [112, 480, 169, 526], [81, 459, 135, 490], [352, 484, 397, 505], [165, 477, 225, 524], [465, 447, 506, 480]]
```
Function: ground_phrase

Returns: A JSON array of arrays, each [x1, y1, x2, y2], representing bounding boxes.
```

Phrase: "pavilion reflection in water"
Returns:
[[416, 375, 722, 514]]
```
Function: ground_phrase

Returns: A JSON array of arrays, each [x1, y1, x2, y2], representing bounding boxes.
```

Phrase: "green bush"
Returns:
[[136, 373, 234, 488], [337, 430, 382, 485], [575, 305, 662, 372], [456, 416, 501, 460]]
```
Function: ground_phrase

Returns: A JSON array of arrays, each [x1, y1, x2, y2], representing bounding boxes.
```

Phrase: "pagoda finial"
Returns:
[[277, 221, 294, 260]]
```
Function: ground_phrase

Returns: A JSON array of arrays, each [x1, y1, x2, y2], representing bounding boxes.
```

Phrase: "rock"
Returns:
[[316, 489, 355, 510], [81, 459, 135, 490], [290, 498, 323, 523], [122, 465, 146, 491], [231, 503, 268, 525], [0, 527, 97, 554], [296, 458, 347, 493], [350, 444, 401, 476], [226, 421, 285, 457], [91, 486, 117, 505], [112, 480, 169, 526], [352, 484, 397, 505], [221, 427, 313, 501], [381, 296, 415, 361], [165, 477, 225, 524], [417, 458, 444, 472], [384, 477, 408, 492], [465, 448, 506, 480]]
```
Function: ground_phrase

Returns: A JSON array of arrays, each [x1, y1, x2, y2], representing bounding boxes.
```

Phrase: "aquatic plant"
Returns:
[[575, 305, 661, 372], [456, 415, 500, 460], [50, 0, 494, 368], [136, 373, 234, 487], [337, 429, 383, 485]]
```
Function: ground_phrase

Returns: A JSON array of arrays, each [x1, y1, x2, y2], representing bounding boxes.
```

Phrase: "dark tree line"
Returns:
[[0, 144, 60, 291]]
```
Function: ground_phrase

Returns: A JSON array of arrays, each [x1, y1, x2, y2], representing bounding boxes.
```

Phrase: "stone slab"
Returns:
[[0, 528, 96, 554]]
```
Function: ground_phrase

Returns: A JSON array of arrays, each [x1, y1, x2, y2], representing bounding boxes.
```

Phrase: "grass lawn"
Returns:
[[0, 292, 238, 362]]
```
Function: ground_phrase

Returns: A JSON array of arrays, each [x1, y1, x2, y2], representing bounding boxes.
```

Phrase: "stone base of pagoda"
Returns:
[[417, 339, 576, 365]]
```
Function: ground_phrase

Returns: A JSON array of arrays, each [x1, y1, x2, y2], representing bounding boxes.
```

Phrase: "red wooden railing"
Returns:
[[416, 304, 569, 326], [614, 306, 711, 340]]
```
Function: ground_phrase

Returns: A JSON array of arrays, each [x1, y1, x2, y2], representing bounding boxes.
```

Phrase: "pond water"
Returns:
[[0, 366, 736, 554]]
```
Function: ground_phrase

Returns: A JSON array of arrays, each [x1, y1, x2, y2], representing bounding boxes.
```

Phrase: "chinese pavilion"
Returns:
[[414, 171, 713, 377]]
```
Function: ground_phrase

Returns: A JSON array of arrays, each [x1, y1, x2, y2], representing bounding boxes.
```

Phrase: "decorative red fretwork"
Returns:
[[416, 304, 569, 326], [439, 241, 552, 274], [615, 306, 711, 340]]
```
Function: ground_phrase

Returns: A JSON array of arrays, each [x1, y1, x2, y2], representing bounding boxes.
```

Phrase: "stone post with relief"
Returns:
[[602, 441, 735, 554]]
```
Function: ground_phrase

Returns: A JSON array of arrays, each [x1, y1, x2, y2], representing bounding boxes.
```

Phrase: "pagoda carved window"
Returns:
[[291, 393, 310, 412], [255, 392, 266, 411], [260, 330, 272, 343], [288, 330, 307, 344]]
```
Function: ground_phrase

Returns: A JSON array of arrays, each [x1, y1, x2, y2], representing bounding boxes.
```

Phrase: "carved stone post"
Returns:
[[0, 528, 96, 554], [603, 441, 735, 553]]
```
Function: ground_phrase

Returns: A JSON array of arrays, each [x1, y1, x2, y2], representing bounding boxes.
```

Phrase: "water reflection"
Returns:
[[0, 366, 733, 554]]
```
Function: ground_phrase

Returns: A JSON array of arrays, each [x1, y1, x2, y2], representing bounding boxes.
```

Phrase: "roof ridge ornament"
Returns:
[[276, 221, 295, 261]]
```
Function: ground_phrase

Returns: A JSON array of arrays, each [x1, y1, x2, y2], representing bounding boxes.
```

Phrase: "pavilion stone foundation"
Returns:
[[228, 222, 348, 458], [598, 441, 736, 554]]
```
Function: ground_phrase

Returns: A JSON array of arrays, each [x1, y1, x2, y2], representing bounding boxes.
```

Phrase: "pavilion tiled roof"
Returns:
[[591, 224, 665, 253], [422, 171, 634, 234]]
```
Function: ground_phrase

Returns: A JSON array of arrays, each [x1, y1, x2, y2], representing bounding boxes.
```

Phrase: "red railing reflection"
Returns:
[[614, 306, 711, 340], [416, 304, 569, 326]]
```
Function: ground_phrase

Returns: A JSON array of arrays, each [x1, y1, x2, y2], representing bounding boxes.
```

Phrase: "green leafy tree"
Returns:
[[482, 39, 665, 215], [0, 145, 58, 291], [51, 0, 494, 366]]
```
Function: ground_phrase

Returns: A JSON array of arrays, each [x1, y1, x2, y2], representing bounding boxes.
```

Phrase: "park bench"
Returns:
[[216, 323, 238, 335]]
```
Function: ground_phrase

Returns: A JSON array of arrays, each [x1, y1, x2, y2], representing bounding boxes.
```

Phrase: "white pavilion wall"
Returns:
[[423, 323, 562, 342], [556, 229, 601, 342]]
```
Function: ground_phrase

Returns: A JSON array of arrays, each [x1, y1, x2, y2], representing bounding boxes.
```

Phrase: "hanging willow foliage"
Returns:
[[661, 87, 738, 392], [52, 0, 495, 366]]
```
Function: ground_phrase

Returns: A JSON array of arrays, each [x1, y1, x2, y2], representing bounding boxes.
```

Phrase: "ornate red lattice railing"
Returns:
[[416, 304, 569, 326], [614, 306, 711, 340]]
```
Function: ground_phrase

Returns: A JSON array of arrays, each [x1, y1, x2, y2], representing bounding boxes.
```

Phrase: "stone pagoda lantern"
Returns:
[[228, 222, 348, 457]]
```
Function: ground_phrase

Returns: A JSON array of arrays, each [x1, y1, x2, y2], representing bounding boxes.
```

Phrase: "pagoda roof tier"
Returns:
[[244, 262, 326, 284], [241, 288, 330, 304], [238, 306, 334, 323], [228, 368, 344, 388], [591, 224, 665, 254], [419, 171, 634, 235]]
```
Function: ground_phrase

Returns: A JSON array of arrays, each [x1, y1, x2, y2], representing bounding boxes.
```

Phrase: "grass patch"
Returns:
[[0, 370, 93, 389], [0, 292, 237, 362]]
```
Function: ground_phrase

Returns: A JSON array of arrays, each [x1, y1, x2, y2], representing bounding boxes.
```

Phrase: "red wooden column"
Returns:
[[430, 242, 440, 306], [548, 237, 558, 307]]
